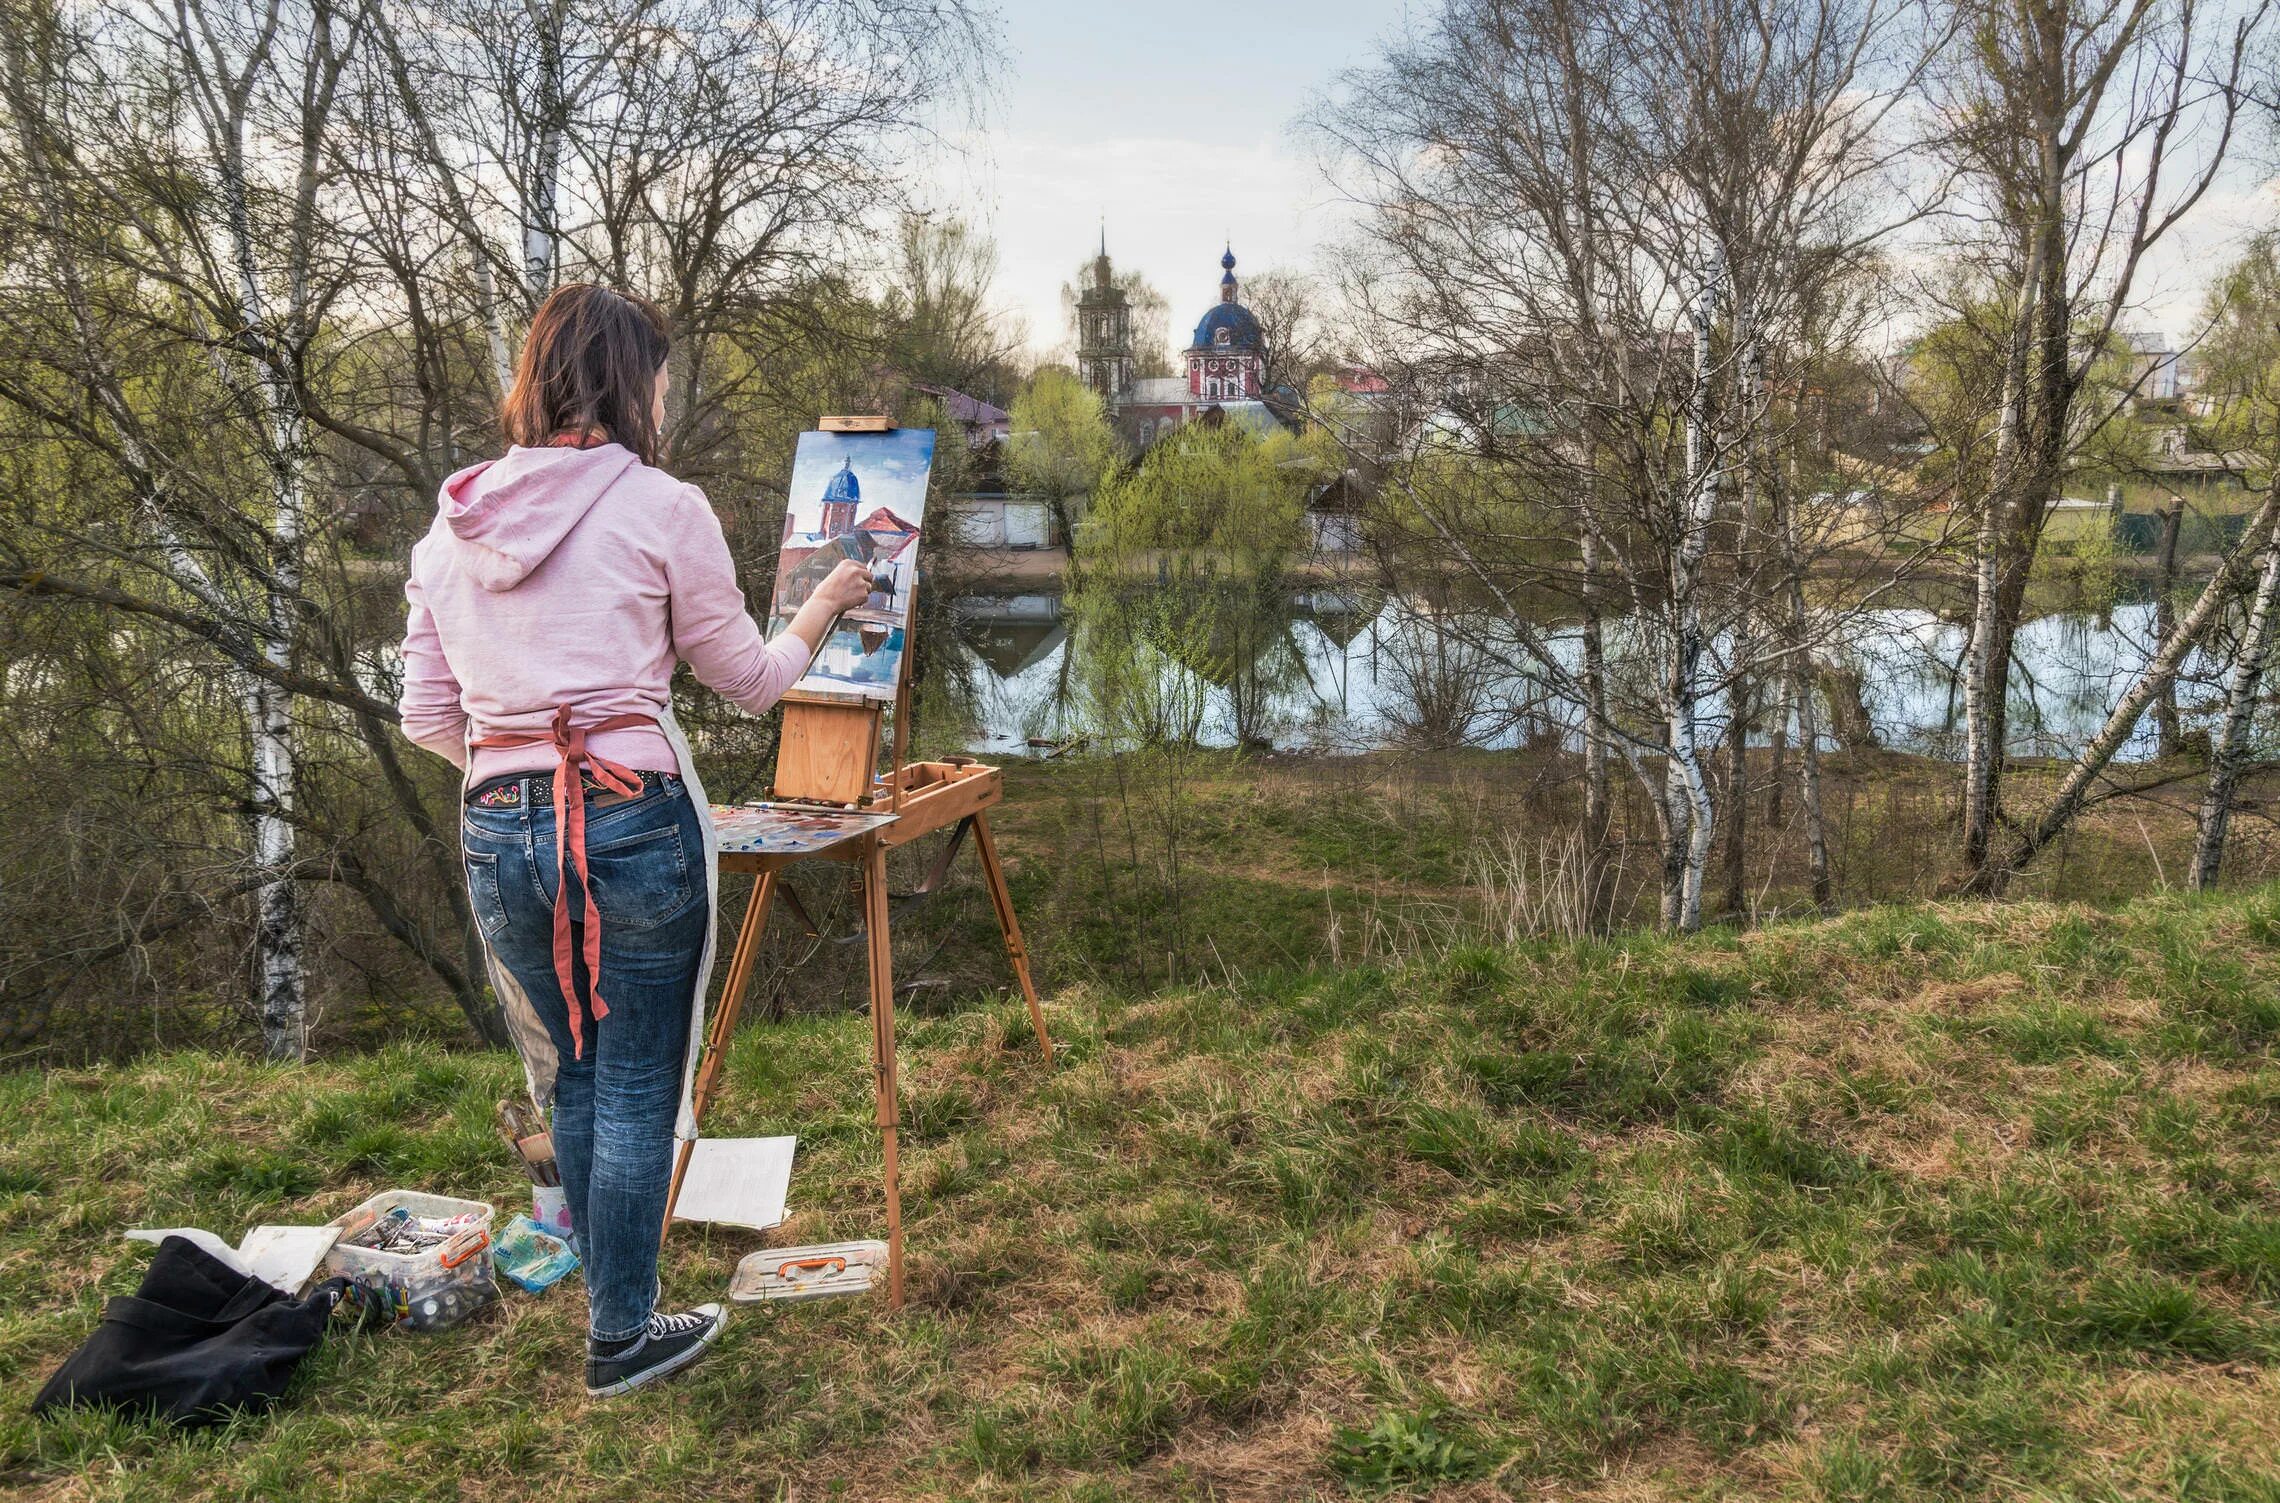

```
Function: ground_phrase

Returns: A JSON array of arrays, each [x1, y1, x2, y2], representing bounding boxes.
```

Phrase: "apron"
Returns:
[[464, 705, 721, 1146]]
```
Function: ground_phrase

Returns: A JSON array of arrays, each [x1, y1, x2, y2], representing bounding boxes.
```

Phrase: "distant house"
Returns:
[[2119, 330, 2182, 404], [2141, 426, 2253, 491], [896, 381, 1065, 552], [951, 482, 1060, 551], [909, 382, 1010, 447]]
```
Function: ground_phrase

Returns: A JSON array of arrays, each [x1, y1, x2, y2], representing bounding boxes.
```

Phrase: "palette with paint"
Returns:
[[710, 801, 898, 857]]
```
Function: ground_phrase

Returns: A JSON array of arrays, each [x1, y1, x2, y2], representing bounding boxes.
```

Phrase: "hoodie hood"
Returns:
[[436, 443, 641, 591]]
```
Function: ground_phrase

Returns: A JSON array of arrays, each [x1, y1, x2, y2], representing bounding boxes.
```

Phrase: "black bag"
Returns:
[[31, 1234, 349, 1427]]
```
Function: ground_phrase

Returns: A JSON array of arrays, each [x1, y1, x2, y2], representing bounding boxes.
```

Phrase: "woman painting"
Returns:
[[396, 284, 871, 1395]]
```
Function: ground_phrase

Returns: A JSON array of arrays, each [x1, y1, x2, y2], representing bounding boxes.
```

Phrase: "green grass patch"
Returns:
[[9, 889, 2280, 1497]]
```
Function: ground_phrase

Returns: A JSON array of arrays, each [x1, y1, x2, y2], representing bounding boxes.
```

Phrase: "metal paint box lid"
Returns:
[[729, 1240, 889, 1304]]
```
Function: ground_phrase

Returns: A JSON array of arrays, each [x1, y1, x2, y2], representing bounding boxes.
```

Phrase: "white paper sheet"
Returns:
[[236, 1225, 341, 1292], [125, 1223, 341, 1294], [669, 1136, 795, 1230], [125, 1227, 250, 1277]]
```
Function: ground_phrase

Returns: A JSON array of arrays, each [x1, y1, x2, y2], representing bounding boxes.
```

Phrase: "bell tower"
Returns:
[[1076, 229, 1133, 405], [820, 458, 860, 538]]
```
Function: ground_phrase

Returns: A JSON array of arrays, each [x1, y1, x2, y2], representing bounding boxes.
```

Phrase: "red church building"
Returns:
[[1092, 246, 1279, 447]]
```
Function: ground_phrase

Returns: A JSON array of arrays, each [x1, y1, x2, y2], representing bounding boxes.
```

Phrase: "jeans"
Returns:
[[461, 774, 707, 1341]]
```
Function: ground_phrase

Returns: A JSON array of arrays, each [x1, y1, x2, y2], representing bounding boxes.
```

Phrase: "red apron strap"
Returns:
[[471, 707, 657, 1060]]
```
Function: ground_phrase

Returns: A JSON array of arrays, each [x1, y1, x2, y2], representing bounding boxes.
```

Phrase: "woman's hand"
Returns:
[[813, 558, 875, 615], [781, 558, 879, 658]]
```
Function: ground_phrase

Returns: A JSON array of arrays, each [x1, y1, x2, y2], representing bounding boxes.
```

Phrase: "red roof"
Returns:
[[857, 506, 920, 559], [909, 382, 1010, 427]]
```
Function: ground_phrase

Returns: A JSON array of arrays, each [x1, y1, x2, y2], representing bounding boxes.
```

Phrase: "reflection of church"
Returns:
[[1077, 241, 1281, 447]]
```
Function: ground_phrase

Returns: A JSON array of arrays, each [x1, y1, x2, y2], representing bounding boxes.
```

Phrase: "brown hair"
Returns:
[[500, 283, 672, 465]]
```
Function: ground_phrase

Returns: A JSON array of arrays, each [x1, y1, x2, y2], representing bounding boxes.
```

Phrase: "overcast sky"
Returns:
[[945, 1, 2277, 368], [939, 0, 1406, 365]]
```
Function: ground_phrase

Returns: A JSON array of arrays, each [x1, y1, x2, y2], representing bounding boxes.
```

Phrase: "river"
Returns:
[[954, 584, 2235, 762]]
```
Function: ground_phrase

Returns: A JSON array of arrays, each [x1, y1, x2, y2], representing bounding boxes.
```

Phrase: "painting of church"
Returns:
[[765, 427, 935, 702]]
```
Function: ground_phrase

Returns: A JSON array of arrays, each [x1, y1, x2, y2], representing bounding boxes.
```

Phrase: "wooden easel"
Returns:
[[661, 418, 1052, 1310]]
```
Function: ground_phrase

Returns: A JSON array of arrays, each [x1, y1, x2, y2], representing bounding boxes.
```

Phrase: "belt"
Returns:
[[468, 707, 661, 1061], [467, 769, 677, 809]]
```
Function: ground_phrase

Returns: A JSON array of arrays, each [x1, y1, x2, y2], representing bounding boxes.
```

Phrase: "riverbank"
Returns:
[[74, 743, 2274, 1062], [8, 884, 2280, 1498], [942, 541, 2237, 595]]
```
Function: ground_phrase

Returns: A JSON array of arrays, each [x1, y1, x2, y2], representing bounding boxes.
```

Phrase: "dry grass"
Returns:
[[7, 887, 2280, 1497]]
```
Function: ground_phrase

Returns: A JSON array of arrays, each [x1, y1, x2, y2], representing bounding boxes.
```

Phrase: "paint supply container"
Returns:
[[531, 1185, 573, 1239], [320, 1190, 499, 1333], [728, 1240, 889, 1303]]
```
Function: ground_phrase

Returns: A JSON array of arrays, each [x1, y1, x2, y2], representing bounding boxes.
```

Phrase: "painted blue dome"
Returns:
[[822, 458, 860, 505]]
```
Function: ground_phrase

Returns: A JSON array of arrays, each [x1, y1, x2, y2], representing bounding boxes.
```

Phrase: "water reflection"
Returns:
[[957, 586, 2228, 763]]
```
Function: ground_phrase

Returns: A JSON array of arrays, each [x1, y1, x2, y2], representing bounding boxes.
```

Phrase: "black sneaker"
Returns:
[[584, 1303, 728, 1396]]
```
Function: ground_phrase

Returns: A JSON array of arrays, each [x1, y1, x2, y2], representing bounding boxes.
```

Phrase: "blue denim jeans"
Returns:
[[461, 775, 707, 1341]]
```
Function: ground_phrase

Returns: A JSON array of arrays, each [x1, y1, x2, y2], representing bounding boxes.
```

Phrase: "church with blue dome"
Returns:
[[819, 457, 860, 536], [1079, 241, 1277, 446]]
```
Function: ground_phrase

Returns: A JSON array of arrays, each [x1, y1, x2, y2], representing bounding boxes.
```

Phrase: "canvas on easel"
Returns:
[[764, 427, 935, 702], [668, 418, 1051, 1313]]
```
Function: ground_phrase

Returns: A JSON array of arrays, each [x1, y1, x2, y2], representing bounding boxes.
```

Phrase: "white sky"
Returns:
[[937, 0, 1409, 365], [939, 1, 2279, 367]]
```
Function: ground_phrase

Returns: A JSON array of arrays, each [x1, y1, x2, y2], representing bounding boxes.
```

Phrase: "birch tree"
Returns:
[[1316, 0, 1937, 929], [1932, 0, 2264, 891], [2192, 508, 2280, 887], [0, 0, 992, 1054]]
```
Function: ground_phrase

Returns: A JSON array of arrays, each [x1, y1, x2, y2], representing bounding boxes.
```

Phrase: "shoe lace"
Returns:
[[648, 1307, 709, 1339]]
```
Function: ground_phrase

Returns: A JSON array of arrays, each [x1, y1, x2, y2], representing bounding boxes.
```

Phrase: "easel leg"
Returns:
[[662, 869, 776, 1244], [863, 843, 905, 1309], [972, 811, 1053, 1063]]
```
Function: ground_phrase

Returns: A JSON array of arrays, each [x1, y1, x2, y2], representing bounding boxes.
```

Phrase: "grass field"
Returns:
[[9, 886, 2280, 1499]]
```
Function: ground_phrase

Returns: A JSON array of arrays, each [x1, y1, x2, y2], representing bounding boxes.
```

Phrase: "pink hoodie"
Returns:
[[398, 443, 811, 782]]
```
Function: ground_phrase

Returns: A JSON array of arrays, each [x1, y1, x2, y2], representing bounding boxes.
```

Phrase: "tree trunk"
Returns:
[[1989, 490, 2280, 890], [1773, 460, 1832, 911], [1580, 518, 1614, 927], [1962, 215, 2083, 894], [2154, 498, 2184, 758], [1664, 248, 1721, 932], [522, 1, 567, 301], [2192, 512, 2280, 889], [1764, 672, 1790, 830], [1721, 328, 1764, 922], [1795, 656, 1834, 911], [218, 64, 314, 1060], [1720, 672, 1752, 919], [1963, 210, 2052, 879]]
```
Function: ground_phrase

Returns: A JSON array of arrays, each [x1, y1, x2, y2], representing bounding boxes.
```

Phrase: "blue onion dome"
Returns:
[[1192, 302, 1264, 350], [1192, 246, 1263, 350], [822, 458, 859, 504]]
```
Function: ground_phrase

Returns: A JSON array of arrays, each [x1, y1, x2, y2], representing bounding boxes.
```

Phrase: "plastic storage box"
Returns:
[[320, 1189, 499, 1332]]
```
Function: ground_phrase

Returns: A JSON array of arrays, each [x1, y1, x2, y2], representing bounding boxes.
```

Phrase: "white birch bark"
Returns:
[[1664, 248, 1722, 932], [1995, 490, 2280, 889], [2192, 510, 2280, 889], [520, 0, 566, 301], [180, 0, 346, 1060], [1961, 226, 2045, 876]]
